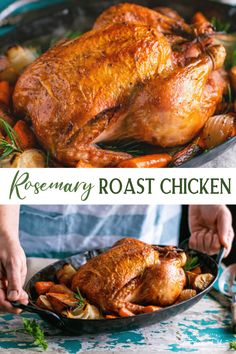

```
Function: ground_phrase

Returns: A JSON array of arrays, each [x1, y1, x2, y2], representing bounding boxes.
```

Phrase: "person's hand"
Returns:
[[0, 237, 28, 313], [189, 205, 234, 257]]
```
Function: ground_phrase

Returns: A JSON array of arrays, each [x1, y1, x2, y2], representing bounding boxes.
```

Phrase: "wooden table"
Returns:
[[0, 294, 235, 354]]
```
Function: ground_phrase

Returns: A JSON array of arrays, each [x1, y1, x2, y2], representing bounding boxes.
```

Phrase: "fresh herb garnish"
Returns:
[[98, 140, 149, 157], [211, 17, 231, 33], [45, 150, 50, 167], [1, 318, 48, 351], [232, 49, 236, 67], [221, 83, 233, 113], [75, 287, 85, 307], [0, 118, 22, 160], [22, 319, 48, 351], [65, 30, 82, 39], [184, 256, 200, 272], [229, 341, 236, 350]]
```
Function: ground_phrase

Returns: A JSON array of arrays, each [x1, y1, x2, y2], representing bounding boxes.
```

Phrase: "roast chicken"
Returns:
[[71, 238, 187, 315], [13, 3, 227, 166]]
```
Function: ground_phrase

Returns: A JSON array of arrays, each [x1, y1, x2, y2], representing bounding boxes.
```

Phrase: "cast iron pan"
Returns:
[[12, 244, 225, 334], [0, 0, 235, 167]]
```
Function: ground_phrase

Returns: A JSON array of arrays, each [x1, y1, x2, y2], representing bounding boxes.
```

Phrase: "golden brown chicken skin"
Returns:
[[13, 4, 226, 167], [93, 3, 192, 36], [13, 23, 173, 166], [71, 238, 186, 315]]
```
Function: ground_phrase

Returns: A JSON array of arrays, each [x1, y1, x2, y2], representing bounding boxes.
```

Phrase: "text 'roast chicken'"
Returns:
[[71, 238, 187, 315], [13, 3, 226, 167]]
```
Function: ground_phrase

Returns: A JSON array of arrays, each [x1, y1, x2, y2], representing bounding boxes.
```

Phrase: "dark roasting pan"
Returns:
[[12, 244, 225, 334], [0, 0, 235, 167]]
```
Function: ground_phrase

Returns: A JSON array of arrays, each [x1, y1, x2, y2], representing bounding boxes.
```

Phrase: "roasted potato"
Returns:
[[0, 46, 38, 83], [56, 264, 77, 287], [36, 295, 54, 311], [176, 289, 197, 303], [46, 292, 77, 313], [193, 273, 214, 291]]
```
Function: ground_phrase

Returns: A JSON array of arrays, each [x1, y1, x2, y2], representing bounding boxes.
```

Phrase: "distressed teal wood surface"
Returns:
[[0, 295, 235, 353]]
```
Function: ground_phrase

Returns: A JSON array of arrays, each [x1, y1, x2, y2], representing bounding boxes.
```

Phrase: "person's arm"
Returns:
[[188, 205, 234, 257], [0, 205, 28, 313]]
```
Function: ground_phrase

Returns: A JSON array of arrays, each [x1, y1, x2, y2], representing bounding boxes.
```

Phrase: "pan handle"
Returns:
[[11, 301, 65, 329], [179, 239, 225, 266], [215, 246, 225, 266]]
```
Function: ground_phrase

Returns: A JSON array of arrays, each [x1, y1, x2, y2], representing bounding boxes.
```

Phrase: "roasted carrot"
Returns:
[[142, 306, 162, 313], [172, 136, 205, 167], [48, 284, 74, 295], [35, 281, 55, 295], [76, 160, 94, 168], [105, 314, 118, 319], [118, 308, 134, 317], [192, 12, 209, 24], [0, 81, 10, 106], [13, 120, 37, 150], [117, 153, 172, 168]]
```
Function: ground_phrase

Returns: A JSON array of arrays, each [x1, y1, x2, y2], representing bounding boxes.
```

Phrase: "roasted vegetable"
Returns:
[[56, 263, 77, 287], [0, 46, 38, 83], [193, 273, 214, 291], [118, 154, 172, 168], [64, 303, 102, 319], [0, 81, 11, 106], [118, 308, 135, 317], [201, 113, 236, 149], [12, 120, 37, 150], [230, 66, 236, 93], [191, 266, 202, 275], [35, 281, 54, 295], [177, 289, 197, 303], [47, 284, 74, 295], [141, 305, 162, 313], [172, 138, 203, 167], [0, 149, 46, 168], [0, 106, 15, 130], [36, 295, 54, 311], [186, 271, 198, 288], [184, 256, 200, 272], [46, 292, 77, 313], [76, 160, 94, 168]]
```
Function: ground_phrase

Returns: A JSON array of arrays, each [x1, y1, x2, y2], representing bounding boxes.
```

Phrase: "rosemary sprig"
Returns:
[[0, 118, 22, 160], [211, 17, 231, 33], [74, 287, 85, 307], [65, 30, 82, 39], [98, 140, 148, 156]]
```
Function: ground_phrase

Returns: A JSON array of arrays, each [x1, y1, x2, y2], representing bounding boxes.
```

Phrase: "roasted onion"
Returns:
[[64, 303, 103, 319], [201, 113, 236, 149], [0, 149, 45, 168]]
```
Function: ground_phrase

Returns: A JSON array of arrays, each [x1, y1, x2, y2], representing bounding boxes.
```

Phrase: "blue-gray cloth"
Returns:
[[19, 205, 181, 258]]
